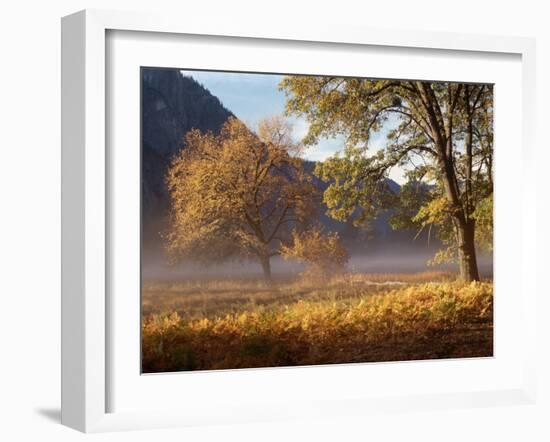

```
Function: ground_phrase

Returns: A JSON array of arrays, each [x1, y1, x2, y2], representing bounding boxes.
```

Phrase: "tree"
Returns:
[[281, 77, 493, 281], [280, 228, 349, 279], [165, 117, 318, 280]]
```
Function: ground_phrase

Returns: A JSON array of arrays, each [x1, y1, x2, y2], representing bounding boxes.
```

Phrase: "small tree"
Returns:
[[281, 228, 349, 279], [165, 117, 318, 280]]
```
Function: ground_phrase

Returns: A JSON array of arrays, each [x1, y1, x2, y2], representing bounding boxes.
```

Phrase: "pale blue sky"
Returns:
[[182, 70, 405, 183]]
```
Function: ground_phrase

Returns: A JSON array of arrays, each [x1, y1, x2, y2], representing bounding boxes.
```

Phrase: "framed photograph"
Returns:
[[61, 9, 538, 432]]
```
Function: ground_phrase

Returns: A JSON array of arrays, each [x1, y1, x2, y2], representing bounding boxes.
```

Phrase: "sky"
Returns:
[[182, 70, 406, 183]]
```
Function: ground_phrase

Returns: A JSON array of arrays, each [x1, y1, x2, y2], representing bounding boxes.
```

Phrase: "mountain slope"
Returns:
[[141, 68, 233, 244]]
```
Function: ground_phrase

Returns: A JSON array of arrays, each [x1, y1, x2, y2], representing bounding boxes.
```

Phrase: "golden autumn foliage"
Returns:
[[164, 117, 318, 279], [142, 279, 493, 372], [280, 228, 349, 278]]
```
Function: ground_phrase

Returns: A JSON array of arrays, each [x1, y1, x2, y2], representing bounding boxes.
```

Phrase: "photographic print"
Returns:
[[140, 68, 493, 373]]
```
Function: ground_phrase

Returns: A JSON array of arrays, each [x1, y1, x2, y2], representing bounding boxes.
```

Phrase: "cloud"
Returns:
[[289, 117, 309, 141], [304, 136, 346, 162]]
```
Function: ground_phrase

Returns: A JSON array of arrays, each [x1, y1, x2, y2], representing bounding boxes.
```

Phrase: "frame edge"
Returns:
[[61, 9, 87, 432], [61, 9, 108, 433]]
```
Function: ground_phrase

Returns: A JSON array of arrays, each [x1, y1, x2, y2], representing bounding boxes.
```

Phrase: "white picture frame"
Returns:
[[61, 9, 538, 433]]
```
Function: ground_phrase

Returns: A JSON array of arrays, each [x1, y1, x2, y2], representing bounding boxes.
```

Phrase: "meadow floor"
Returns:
[[141, 271, 493, 372]]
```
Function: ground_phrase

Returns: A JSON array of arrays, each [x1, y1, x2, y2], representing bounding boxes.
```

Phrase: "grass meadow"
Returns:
[[141, 271, 493, 372]]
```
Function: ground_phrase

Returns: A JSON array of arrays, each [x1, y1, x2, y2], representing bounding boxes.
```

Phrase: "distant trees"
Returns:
[[165, 117, 318, 280], [281, 77, 493, 281], [281, 228, 349, 279]]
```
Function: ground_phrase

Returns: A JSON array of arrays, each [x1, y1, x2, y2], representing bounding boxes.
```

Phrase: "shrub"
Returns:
[[280, 228, 349, 279]]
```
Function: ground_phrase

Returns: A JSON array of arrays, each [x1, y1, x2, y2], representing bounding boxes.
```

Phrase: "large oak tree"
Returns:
[[165, 117, 318, 280], [281, 77, 493, 281]]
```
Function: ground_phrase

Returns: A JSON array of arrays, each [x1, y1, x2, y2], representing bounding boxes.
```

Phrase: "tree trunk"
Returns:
[[259, 254, 272, 281], [437, 149, 480, 282], [415, 83, 482, 282], [456, 219, 480, 282]]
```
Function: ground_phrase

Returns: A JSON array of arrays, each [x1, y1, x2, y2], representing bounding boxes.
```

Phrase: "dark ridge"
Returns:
[[141, 68, 234, 247]]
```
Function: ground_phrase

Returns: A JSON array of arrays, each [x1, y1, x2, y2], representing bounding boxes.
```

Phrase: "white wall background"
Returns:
[[0, 1, 548, 440]]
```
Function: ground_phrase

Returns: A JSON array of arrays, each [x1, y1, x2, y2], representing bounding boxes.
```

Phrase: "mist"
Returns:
[[141, 246, 493, 281]]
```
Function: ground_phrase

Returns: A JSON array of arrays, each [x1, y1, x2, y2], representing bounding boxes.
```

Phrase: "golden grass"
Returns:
[[142, 277, 493, 372], [141, 270, 457, 320]]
